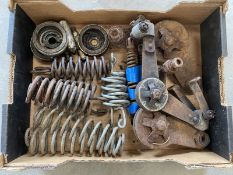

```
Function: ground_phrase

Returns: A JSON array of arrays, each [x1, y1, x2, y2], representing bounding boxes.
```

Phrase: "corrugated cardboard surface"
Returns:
[[2, 0, 232, 169]]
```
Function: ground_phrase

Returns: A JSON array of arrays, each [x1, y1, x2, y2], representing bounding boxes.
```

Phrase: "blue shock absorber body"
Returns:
[[126, 65, 142, 116]]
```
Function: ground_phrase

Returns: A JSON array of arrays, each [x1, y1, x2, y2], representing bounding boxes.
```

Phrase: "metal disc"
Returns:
[[136, 78, 168, 112], [31, 21, 68, 61], [78, 24, 109, 56], [133, 109, 169, 149]]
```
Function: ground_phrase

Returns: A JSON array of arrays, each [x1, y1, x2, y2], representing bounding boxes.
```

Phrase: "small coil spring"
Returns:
[[126, 37, 139, 89], [25, 76, 96, 112], [25, 110, 125, 157], [126, 37, 138, 68], [32, 56, 110, 81], [97, 54, 130, 128]]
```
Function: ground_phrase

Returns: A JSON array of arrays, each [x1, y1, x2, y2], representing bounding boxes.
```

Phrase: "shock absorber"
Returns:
[[125, 37, 142, 116]]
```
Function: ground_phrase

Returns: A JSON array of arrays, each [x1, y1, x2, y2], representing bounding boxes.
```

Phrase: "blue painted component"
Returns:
[[128, 102, 139, 115], [126, 65, 142, 83], [128, 88, 136, 100]]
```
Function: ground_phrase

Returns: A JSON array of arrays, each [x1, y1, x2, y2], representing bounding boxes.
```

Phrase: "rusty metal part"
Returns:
[[155, 20, 195, 93], [130, 16, 168, 112], [155, 20, 188, 60], [90, 108, 108, 116], [78, 24, 109, 56], [108, 26, 125, 44], [161, 57, 183, 73], [32, 55, 111, 81], [25, 76, 96, 112], [59, 20, 76, 53], [169, 84, 195, 110], [25, 110, 125, 157], [126, 37, 138, 68], [188, 77, 215, 120], [130, 15, 158, 79], [133, 109, 210, 149], [136, 78, 168, 112], [71, 27, 86, 60], [161, 94, 208, 131], [30, 21, 68, 61]]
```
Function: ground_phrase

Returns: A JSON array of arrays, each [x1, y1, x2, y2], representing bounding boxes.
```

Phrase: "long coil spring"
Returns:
[[32, 56, 110, 81], [26, 76, 96, 112], [98, 54, 130, 128], [25, 109, 125, 157]]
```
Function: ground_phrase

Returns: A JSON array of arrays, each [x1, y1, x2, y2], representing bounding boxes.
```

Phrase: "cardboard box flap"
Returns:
[[12, 0, 226, 24], [4, 151, 233, 169]]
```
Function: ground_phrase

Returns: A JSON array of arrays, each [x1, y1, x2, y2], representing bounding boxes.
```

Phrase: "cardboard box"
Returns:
[[1, 0, 232, 169]]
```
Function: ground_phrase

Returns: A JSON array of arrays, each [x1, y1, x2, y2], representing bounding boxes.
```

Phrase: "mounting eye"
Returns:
[[78, 24, 109, 56]]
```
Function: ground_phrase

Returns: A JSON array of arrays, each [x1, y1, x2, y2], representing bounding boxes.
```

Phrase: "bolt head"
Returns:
[[151, 89, 162, 100], [192, 116, 200, 125], [139, 22, 149, 32], [206, 110, 215, 119]]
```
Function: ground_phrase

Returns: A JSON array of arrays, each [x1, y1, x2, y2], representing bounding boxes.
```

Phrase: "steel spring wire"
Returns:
[[126, 37, 139, 89], [97, 53, 130, 128], [32, 56, 111, 81], [25, 111, 125, 157], [25, 76, 96, 112]]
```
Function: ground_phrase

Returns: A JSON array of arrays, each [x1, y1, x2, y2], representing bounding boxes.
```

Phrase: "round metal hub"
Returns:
[[133, 109, 170, 149], [136, 78, 168, 112], [78, 24, 109, 56], [31, 21, 68, 61]]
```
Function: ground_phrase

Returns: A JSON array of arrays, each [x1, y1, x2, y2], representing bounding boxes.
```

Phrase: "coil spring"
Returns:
[[97, 54, 130, 128], [32, 56, 110, 81], [126, 37, 138, 68], [25, 110, 125, 157], [25, 76, 96, 112], [126, 37, 139, 89]]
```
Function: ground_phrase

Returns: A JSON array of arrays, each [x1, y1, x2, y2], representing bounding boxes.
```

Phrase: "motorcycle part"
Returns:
[[130, 15, 159, 79], [161, 57, 183, 73], [78, 24, 109, 56], [155, 20, 194, 93], [136, 78, 168, 112], [60, 20, 76, 53], [25, 76, 96, 112], [125, 37, 141, 115], [155, 20, 188, 60], [108, 26, 125, 44], [169, 84, 195, 110], [71, 27, 86, 60], [133, 109, 210, 149], [130, 16, 168, 112], [25, 112, 125, 157], [97, 53, 130, 128], [188, 77, 215, 120], [30, 21, 68, 61], [162, 94, 208, 131], [32, 55, 111, 81]]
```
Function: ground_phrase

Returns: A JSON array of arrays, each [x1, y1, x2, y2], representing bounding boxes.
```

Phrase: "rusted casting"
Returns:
[[133, 109, 210, 149], [108, 26, 125, 45], [188, 77, 215, 120], [161, 57, 183, 73]]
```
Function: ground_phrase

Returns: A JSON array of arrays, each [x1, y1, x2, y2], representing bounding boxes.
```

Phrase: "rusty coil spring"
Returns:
[[126, 37, 139, 89], [126, 37, 138, 68], [25, 110, 125, 157], [25, 76, 96, 112], [32, 56, 110, 81]]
